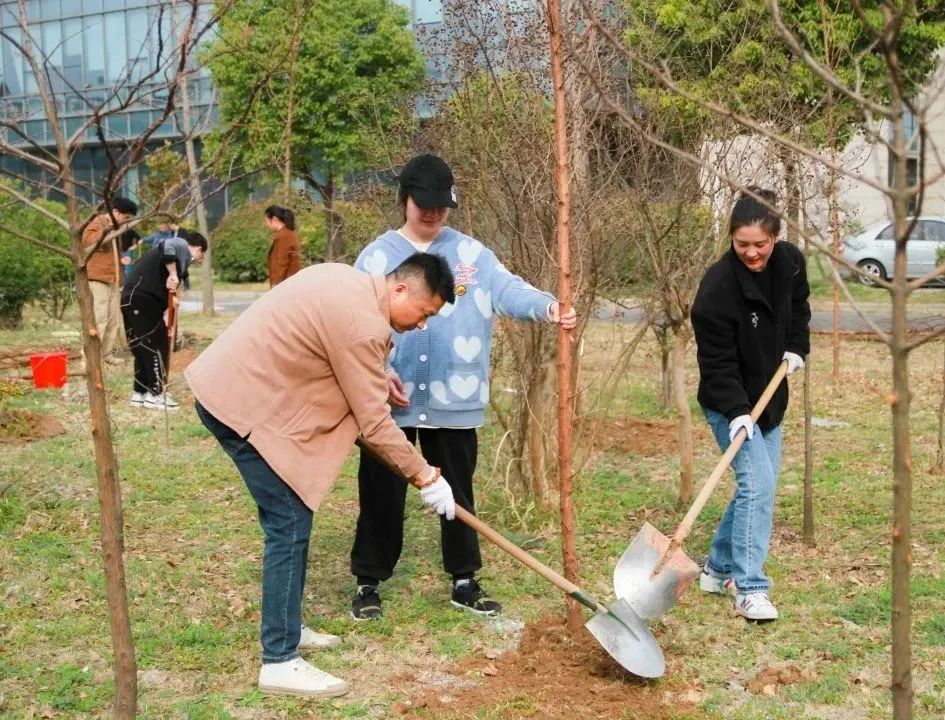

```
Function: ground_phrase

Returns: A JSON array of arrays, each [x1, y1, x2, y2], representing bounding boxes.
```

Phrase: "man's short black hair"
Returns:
[[110, 196, 138, 216], [178, 228, 208, 251], [388, 252, 455, 304]]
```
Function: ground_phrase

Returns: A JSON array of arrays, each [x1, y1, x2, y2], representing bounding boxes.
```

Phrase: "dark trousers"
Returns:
[[121, 293, 168, 395], [196, 401, 312, 664], [350, 427, 482, 582]]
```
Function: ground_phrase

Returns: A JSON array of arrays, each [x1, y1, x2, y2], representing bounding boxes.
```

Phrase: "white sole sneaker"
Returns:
[[699, 571, 735, 595], [298, 626, 341, 650], [734, 592, 779, 622], [258, 658, 349, 698]]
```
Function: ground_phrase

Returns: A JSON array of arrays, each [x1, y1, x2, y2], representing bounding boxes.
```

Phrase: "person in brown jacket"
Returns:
[[186, 253, 456, 699], [265, 205, 303, 286], [82, 197, 138, 364]]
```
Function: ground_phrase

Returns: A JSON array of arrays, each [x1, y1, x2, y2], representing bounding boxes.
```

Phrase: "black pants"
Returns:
[[350, 427, 482, 582], [121, 292, 168, 395]]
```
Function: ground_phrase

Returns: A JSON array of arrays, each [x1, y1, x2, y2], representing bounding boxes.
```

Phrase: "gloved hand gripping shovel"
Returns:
[[354, 437, 665, 678], [613, 361, 789, 619]]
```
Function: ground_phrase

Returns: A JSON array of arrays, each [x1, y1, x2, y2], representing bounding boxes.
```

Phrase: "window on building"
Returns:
[[83, 15, 106, 86], [105, 12, 127, 83]]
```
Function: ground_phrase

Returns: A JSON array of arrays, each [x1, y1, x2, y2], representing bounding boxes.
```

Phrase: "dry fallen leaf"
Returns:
[[481, 663, 498, 676]]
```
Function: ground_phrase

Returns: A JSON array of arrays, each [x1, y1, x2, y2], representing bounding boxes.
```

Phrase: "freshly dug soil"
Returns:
[[400, 616, 676, 719], [0, 407, 65, 443], [596, 417, 680, 457]]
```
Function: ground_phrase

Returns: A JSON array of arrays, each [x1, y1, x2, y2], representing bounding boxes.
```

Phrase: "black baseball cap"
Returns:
[[398, 154, 458, 209]]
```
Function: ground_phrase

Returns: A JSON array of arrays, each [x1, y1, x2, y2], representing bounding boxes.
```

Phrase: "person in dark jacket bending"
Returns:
[[690, 188, 810, 622], [121, 229, 207, 410]]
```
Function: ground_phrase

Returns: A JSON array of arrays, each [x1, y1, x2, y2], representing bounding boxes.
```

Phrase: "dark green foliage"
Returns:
[[0, 193, 72, 328]]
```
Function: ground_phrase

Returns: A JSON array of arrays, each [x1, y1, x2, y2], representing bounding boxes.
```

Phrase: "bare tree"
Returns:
[[578, 1, 945, 717], [0, 2, 239, 715]]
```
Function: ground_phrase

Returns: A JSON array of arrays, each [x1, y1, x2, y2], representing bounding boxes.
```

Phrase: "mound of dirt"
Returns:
[[0, 407, 66, 443], [400, 616, 673, 719], [596, 417, 679, 457]]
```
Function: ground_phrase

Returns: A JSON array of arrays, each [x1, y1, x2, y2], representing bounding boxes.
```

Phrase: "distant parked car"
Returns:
[[840, 216, 945, 286]]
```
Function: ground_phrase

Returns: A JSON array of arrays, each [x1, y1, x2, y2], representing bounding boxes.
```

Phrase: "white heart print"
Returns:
[[430, 381, 450, 404], [449, 374, 479, 400], [457, 238, 483, 265], [473, 288, 492, 319], [453, 336, 482, 362], [362, 249, 388, 275]]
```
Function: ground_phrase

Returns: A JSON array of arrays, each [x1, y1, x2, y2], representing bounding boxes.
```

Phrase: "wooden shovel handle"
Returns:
[[354, 437, 603, 612], [671, 360, 789, 544]]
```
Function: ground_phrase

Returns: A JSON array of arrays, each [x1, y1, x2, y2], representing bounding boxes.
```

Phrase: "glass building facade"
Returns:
[[0, 0, 453, 221], [1, 1, 217, 216]]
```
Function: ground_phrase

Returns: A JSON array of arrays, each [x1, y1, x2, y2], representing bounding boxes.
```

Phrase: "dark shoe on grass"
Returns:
[[451, 578, 502, 616], [351, 585, 382, 621]]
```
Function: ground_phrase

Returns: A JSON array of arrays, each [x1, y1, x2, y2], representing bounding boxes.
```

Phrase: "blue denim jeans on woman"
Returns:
[[196, 401, 312, 663], [702, 407, 782, 593]]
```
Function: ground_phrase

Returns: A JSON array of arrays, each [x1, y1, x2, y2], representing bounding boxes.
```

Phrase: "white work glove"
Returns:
[[782, 351, 804, 375], [728, 415, 754, 443], [420, 476, 456, 521]]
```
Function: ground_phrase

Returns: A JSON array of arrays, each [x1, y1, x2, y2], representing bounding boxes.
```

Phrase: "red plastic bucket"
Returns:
[[29, 352, 69, 389]]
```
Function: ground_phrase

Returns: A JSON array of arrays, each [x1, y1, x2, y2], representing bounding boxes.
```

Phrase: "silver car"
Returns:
[[840, 216, 945, 285]]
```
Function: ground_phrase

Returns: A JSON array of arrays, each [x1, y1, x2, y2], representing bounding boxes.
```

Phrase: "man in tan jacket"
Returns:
[[186, 253, 456, 698], [82, 197, 138, 364]]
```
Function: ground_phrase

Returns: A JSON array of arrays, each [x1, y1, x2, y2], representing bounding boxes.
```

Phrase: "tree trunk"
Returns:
[[324, 174, 337, 262], [782, 147, 801, 246], [175, 0, 214, 317], [935, 340, 945, 475], [547, 0, 580, 634], [75, 263, 137, 718], [803, 236, 815, 545], [889, 110, 913, 720], [671, 327, 693, 505]]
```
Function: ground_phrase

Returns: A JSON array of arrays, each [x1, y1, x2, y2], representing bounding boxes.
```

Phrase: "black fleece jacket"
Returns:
[[690, 240, 811, 430]]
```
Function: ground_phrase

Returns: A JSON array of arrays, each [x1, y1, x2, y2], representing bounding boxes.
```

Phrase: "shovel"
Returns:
[[613, 360, 789, 619], [354, 437, 666, 678]]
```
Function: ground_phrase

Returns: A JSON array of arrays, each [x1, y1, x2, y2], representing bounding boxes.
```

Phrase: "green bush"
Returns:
[[0, 192, 72, 328], [211, 196, 388, 282]]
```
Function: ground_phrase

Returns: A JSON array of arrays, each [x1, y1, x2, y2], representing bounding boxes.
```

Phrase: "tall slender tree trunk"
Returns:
[[671, 327, 693, 504], [75, 257, 137, 718], [889, 107, 913, 720], [175, 0, 213, 316], [546, 0, 580, 633], [935, 340, 945, 474]]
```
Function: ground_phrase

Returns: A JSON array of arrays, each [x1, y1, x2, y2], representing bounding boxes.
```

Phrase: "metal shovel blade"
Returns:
[[585, 597, 665, 678], [613, 522, 700, 619]]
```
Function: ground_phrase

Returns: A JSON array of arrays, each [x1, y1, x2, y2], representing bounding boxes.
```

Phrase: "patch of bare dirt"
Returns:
[[399, 616, 676, 719], [0, 407, 65, 443], [746, 662, 817, 696], [169, 346, 199, 371], [596, 417, 679, 457]]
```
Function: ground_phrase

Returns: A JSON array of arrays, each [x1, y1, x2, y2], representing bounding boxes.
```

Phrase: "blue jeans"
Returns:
[[702, 407, 782, 593], [196, 402, 312, 663]]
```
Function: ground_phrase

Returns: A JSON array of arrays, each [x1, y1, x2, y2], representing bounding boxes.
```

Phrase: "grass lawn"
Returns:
[[1, 297, 944, 719]]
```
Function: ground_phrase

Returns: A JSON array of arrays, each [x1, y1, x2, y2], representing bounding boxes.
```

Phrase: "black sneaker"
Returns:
[[351, 585, 383, 621], [451, 578, 502, 616]]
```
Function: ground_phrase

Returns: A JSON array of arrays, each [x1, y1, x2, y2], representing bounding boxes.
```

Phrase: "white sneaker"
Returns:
[[734, 591, 779, 621], [130, 392, 146, 407], [298, 625, 341, 650], [699, 570, 735, 596], [143, 392, 179, 410], [258, 657, 349, 697]]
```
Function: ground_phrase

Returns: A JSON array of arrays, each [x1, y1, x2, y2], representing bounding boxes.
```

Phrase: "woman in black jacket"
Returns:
[[690, 188, 810, 622]]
